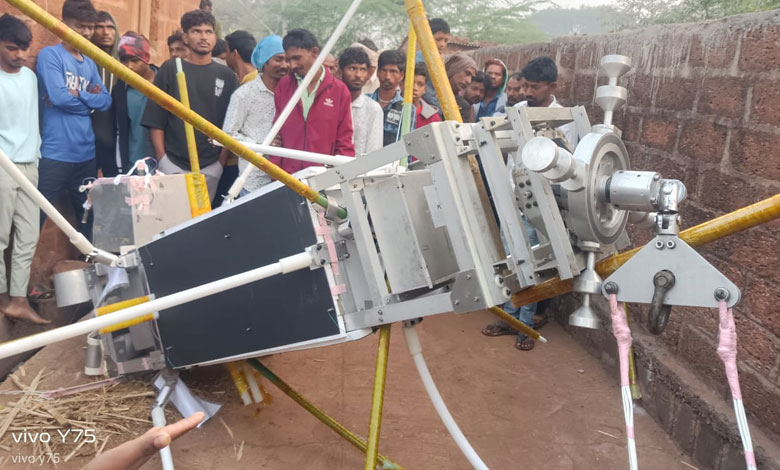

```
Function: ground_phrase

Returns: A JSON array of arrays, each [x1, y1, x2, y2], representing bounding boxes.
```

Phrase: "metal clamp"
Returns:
[[648, 270, 675, 335]]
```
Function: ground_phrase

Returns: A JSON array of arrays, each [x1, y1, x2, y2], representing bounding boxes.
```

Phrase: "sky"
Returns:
[[539, 0, 616, 8]]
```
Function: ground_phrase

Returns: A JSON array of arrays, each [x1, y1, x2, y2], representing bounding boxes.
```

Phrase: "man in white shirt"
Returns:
[[222, 34, 288, 193], [339, 47, 383, 155], [0, 14, 50, 324]]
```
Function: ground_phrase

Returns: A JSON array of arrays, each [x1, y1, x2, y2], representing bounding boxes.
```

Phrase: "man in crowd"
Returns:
[[464, 71, 486, 106], [323, 53, 337, 76], [223, 35, 288, 193], [199, 0, 223, 38], [0, 14, 50, 325], [224, 30, 257, 84], [353, 40, 379, 94], [168, 31, 189, 59], [90, 10, 120, 176], [444, 52, 477, 122], [505, 72, 526, 108], [37, 0, 111, 240], [369, 50, 405, 146], [211, 38, 228, 66], [338, 47, 382, 155], [518, 56, 578, 148], [114, 33, 157, 171], [216, 29, 257, 206], [474, 58, 508, 120], [143, 9, 239, 201], [270, 29, 354, 174]]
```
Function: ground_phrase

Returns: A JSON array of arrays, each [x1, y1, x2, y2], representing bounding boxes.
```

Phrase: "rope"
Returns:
[[609, 294, 639, 470], [717, 300, 757, 469]]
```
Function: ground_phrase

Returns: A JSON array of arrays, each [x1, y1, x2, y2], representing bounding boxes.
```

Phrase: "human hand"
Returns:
[[82, 412, 205, 470], [87, 83, 102, 94], [68, 89, 79, 97]]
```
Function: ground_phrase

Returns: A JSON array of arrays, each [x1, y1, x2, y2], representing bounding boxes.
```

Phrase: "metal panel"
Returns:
[[343, 292, 453, 330]]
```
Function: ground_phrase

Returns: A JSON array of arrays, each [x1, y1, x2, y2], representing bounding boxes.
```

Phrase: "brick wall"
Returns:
[[0, 0, 200, 66], [473, 9, 780, 468]]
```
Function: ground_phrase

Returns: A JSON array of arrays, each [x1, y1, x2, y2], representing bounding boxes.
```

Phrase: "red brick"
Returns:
[[640, 117, 679, 151], [750, 79, 780, 128], [656, 78, 697, 112], [557, 43, 576, 71], [739, 364, 780, 439], [627, 75, 655, 109], [556, 75, 573, 105], [697, 169, 777, 214], [733, 313, 777, 374], [698, 77, 747, 119], [677, 306, 719, 338], [688, 35, 738, 69], [739, 25, 780, 73], [729, 129, 780, 180], [746, 275, 780, 337], [730, 228, 780, 284], [575, 42, 600, 70], [677, 120, 728, 163], [572, 74, 596, 104], [618, 112, 642, 142]]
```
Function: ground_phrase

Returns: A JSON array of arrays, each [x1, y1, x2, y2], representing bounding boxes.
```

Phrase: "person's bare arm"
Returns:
[[82, 412, 205, 470], [150, 129, 166, 160], [218, 147, 231, 166]]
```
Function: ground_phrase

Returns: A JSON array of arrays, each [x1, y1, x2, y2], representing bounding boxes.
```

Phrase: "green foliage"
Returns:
[[612, 0, 780, 29], [215, 0, 548, 52], [527, 6, 625, 36]]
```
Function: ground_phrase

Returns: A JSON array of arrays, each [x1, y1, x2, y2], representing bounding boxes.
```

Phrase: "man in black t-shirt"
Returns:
[[142, 9, 238, 200]]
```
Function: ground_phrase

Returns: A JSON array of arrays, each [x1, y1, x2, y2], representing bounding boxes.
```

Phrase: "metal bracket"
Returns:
[[450, 269, 488, 314], [602, 235, 741, 308]]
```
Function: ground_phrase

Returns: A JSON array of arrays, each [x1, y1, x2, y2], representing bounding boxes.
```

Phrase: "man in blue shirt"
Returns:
[[473, 58, 508, 120], [36, 0, 111, 240], [369, 50, 405, 146], [0, 14, 51, 325]]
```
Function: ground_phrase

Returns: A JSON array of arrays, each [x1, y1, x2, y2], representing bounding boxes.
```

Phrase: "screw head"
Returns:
[[666, 240, 676, 249], [655, 240, 665, 249], [604, 281, 618, 294], [714, 288, 730, 301], [473, 296, 480, 302]]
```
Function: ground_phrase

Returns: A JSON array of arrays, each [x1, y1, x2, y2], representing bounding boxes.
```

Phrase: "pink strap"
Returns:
[[717, 300, 742, 400], [315, 212, 347, 295], [625, 425, 635, 439], [745, 451, 756, 467], [609, 294, 633, 387]]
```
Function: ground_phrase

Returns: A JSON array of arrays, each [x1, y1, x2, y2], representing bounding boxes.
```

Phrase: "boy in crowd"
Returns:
[[464, 71, 486, 106], [420, 17, 451, 108], [0, 14, 50, 324], [270, 29, 354, 174], [168, 31, 189, 59], [114, 33, 157, 170], [339, 47, 383, 155], [37, 0, 111, 240], [369, 50, 405, 146], [223, 35, 288, 192], [504, 72, 526, 108], [411, 62, 441, 129], [211, 38, 228, 65], [142, 9, 239, 201], [90, 10, 120, 176]]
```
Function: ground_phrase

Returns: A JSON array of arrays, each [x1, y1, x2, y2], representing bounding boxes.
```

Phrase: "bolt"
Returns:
[[490, 120, 496, 126], [524, 191, 533, 199], [320, 259, 326, 265], [454, 300, 460, 305], [714, 287, 730, 301], [224, 233, 231, 239], [317, 245, 322, 251], [344, 253, 350, 259], [655, 240, 665, 249], [526, 179, 532, 186], [473, 296, 480, 302], [505, 288, 512, 297], [378, 318, 384, 323], [666, 240, 676, 249], [378, 310, 383, 315], [518, 182, 525, 188], [424, 132, 430, 137], [466, 274, 472, 280], [526, 203, 532, 209], [246, 327, 252, 332], [533, 201, 538, 207], [604, 281, 618, 294], [653, 174, 660, 181]]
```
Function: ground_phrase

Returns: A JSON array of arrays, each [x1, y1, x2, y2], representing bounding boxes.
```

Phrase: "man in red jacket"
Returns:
[[270, 29, 354, 174]]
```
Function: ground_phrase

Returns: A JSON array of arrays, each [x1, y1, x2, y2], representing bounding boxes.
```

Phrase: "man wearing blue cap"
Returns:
[[222, 34, 289, 193]]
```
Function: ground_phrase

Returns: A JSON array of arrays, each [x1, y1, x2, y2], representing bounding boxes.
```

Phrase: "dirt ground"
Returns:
[[0, 310, 700, 470]]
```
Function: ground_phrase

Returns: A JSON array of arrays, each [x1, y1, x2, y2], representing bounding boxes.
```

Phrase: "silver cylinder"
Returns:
[[52, 268, 92, 307], [603, 170, 661, 212]]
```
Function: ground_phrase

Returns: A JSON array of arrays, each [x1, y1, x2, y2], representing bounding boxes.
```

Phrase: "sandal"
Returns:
[[515, 333, 535, 351], [28, 284, 55, 302], [533, 314, 549, 330], [482, 321, 517, 337]]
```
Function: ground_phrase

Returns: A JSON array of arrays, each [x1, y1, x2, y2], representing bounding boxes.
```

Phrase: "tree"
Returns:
[[612, 0, 780, 29], [215, 0, 548, 51]]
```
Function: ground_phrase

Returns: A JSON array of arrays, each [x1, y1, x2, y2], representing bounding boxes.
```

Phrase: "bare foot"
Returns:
[[0, 296, 51, 325], [83, 412, 205, 470]]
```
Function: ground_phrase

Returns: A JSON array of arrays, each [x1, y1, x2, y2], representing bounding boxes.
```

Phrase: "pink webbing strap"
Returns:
[[609, 294, 633, 386], [717, 300, 741, 400], [314, 212, 347, 296]]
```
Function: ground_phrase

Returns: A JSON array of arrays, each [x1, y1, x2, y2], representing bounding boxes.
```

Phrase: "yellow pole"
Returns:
[[3, 0, 345, 219], [246, 359, 404, 470], [624, 302, 642, 400], [488, 306, 547, 343], [403, 26, 416, 106], [175, 59, 211, 213], [510, 193, 780, 307], [365, 325, 391, 470], [404, 0, 460, 123]]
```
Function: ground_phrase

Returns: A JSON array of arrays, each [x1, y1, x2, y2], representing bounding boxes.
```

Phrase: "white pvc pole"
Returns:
[[0, 251, 314, 360], [226, 0, 365, 200], [0, 148, 118, 265], [215, 140, 353, 166], [403, 324, 490, 470]]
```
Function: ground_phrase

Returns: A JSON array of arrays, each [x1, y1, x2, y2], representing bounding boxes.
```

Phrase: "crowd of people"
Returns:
[[0, 0, 575, 352]]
